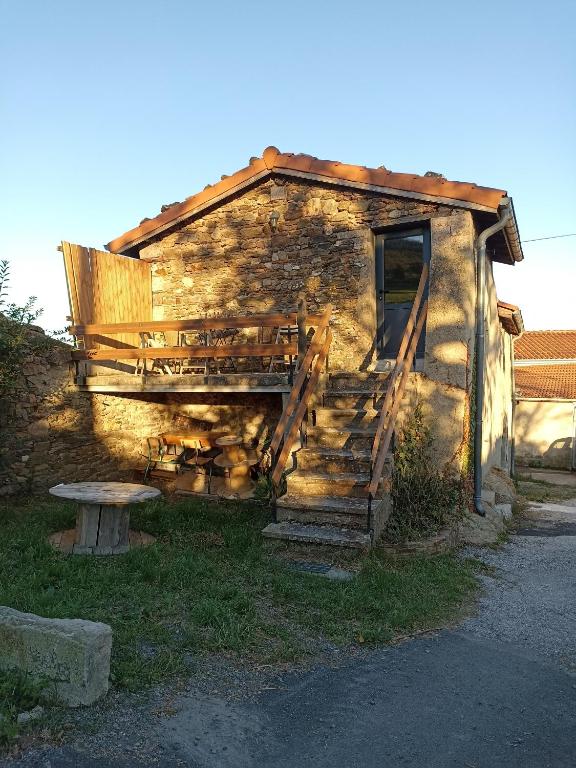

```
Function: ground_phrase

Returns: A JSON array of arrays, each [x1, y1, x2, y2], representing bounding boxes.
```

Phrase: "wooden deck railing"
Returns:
[[268, 305, 332, 488], [367, 263, 429, 500], [69, 311, 326, 367]]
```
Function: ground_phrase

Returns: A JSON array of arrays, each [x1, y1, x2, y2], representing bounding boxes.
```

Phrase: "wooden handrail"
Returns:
[[268, 305, 332, 487], [367, 264, 430, 498], [70, 312, 326, 337], [271, 328, 332, 487], [72, 342, 297, 362], [370, 263, 429, 464], [269, 305, 332, 459]]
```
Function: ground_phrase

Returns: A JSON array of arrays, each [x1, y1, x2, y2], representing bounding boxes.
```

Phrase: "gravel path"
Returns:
[[6, 491, 576, 767]]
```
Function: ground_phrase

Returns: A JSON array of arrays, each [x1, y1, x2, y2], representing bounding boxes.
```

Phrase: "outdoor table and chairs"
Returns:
[[135, 325, 247, 376]]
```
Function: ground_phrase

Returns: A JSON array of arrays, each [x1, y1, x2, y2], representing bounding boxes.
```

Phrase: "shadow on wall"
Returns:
[[0, 334, 280, 496], [515, 399, 575, 470]]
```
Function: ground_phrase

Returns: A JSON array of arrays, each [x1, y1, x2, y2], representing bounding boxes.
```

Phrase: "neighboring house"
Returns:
[[514, 331, 576, 471], [61, 146, 525, 545]]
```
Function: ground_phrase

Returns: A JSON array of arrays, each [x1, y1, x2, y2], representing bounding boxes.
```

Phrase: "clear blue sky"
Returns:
[[1, 0, 574, 330]]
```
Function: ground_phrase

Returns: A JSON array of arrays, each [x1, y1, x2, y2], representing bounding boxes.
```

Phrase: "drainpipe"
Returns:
[[473, 201, 513, 516], [570, 402, 576, 472]]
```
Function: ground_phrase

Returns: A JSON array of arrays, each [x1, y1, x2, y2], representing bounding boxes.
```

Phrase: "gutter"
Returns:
[[474, 201, 513, 516]]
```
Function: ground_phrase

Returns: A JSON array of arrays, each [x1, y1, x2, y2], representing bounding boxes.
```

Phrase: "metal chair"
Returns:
[[179, 438, 213, 493], [177, 331, 209, 375], [137, 332, 176, 375], [141, 437, 180, 480], [268, 324, 298, 372]]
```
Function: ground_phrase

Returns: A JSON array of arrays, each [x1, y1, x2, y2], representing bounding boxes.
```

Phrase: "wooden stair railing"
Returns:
[[268, 305, 333, 488], [367, 263, 429, 500]]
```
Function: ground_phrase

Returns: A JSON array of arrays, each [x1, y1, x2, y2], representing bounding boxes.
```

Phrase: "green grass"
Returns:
[[0, 496, 480, 691], [0, 670, 49, 747], [516, 477, 576, 503]]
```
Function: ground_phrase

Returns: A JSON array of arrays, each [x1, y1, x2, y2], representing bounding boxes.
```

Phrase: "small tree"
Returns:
[[0, 260, 44, 395], [386, 403, 466, 543]]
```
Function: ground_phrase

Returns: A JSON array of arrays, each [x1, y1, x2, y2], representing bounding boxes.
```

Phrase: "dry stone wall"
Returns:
[[0, 330, 279, 496], [140, 177, 463, 372]]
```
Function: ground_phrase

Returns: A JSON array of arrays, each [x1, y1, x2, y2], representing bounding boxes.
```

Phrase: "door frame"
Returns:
[[374, 226, 431, 360]]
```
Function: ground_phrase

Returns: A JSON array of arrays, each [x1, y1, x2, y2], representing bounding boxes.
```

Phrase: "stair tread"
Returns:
[[262, 522, 371, 548], [308, 425, 378, 435], [298, 447, 372, 458], [277, 493, 369, 512], [288, 469, 371, 483]]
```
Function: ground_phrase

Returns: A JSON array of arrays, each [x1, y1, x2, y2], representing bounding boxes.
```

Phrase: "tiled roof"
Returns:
[[497, 300, 523, 336], [514, 330, 576, 360], [106, 146, 514, 254], [515, 364, 576, 399]]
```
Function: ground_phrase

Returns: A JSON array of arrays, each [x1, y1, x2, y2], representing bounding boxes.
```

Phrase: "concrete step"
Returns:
[[276, 493, 371, 529], [296, 447, 373, 473], [322, 390, 387, 409], [314, 407, 380, 428], [262, 521, 371, 549], [285, 470, 381, 498], [307, 425, 377, 450]]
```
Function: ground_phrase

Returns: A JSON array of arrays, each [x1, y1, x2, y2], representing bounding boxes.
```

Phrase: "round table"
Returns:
[[48, 482, 161, 555]]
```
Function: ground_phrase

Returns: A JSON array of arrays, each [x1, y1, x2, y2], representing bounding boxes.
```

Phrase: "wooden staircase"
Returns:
[[262, 264, 429, 550], [264, 373, 392, 548]]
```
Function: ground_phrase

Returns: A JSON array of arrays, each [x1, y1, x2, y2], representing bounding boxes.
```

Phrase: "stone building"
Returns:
[[2, 147, 525, 546]]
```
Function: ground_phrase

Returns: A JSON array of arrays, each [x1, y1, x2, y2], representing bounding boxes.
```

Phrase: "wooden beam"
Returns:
[[69, 312, 326, 336], [72, 342, 298, 361]]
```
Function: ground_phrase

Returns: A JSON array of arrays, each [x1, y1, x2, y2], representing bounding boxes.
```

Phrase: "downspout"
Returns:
[[474, 201, 513, 516], [570, 402, 576, 472]]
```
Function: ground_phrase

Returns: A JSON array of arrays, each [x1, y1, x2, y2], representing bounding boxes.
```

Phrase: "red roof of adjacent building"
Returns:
[[515, 364, 576, 400], [106, 146, 519, 255], [514, 330, 576, 360]]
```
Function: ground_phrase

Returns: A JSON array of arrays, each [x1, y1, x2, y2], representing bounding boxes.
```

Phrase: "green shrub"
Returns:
[[386, 404, 466, 543]]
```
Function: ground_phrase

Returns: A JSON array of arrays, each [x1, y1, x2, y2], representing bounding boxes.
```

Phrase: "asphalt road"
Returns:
[[7, 495, 576, 768]]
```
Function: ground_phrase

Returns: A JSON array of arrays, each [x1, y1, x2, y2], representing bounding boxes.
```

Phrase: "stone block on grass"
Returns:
[[0, 607, 112, 706]]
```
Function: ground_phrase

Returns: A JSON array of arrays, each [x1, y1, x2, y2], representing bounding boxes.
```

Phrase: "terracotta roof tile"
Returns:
[[515, 364, 576, 399], [106, 146, 510, 254], [514, 331, 576, 360]]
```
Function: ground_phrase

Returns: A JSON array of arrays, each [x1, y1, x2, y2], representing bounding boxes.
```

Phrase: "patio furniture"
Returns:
[[142, 436, 181, 480], [178, 330, 209, 375], [48, 481, 161, 555], [136, 332, 177, 375], [160, 429, 229, 450], [213, 435, 258, 494], [268, 324, 299, 372], [179, 437, 214, 493]]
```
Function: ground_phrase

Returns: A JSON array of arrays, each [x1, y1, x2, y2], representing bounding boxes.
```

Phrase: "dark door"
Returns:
[[375, 228, 430, 359]]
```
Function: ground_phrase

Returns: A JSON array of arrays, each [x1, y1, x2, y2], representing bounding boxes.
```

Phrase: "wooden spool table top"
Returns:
[[49, 482, 161, 507]]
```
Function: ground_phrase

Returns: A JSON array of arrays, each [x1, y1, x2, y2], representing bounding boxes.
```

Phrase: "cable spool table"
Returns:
[[48, 482, 161, 555], [213, 436, 258, 495]]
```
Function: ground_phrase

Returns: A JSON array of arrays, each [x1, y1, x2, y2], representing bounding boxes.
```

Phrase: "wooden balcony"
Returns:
[[69, 310, 322, 394]]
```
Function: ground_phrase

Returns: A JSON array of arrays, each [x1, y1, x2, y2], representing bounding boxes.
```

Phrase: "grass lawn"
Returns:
[[516, 476, 576, 503], [0, 495, 480, 692]]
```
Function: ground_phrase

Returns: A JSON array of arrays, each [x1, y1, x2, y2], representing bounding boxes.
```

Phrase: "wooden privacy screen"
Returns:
[[62, 242, 152, 351]]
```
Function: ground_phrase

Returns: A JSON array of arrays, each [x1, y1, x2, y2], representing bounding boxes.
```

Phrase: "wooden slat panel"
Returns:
[[72, 342, 298, 361]]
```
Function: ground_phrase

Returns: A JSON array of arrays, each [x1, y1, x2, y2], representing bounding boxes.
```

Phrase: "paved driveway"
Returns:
[[7, 494, 576, 768]]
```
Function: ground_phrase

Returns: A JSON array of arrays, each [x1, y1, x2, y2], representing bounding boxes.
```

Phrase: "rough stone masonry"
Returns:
[[0, 606, 112, 706]]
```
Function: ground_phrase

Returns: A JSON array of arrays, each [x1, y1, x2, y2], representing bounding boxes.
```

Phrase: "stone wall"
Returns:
[[0, 329, 280, 496], [138, 177, 482, 471], [140, 177, 465, 373]]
